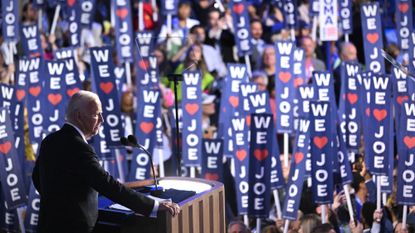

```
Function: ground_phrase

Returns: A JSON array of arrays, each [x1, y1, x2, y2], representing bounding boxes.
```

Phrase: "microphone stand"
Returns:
[[122, 136, 162, 193], [167, 74, 183, 176]]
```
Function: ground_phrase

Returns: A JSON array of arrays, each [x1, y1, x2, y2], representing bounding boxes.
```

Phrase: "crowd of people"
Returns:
[[0, 0, 413, 232]]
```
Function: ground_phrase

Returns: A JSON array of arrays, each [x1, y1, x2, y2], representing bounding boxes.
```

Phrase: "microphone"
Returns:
[[122, 135, 161, 193]]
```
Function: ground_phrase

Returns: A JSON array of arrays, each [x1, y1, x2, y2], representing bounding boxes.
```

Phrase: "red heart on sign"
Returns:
[[0, 141, 12, 155], [140, 122, 154, 134], [279, 72, 291, 83], [366, 107, 371, 116], [138, 59, 148, 70], [67, 88, 80, 97], [366, 33, 379, 44], [233, 3, 244, 14], [313, 136, 328, 149], [67, 0, 76, 7], [29, 86, 41, 97], [373, 109, 387, 122], [404, 136, 415, 149], [397, 95, 409, 105], [254, 149, 268, 161], [185, 103, 199, 115], [48, 93, 62, 106], [236, 149, 247, 161], [116, 8, 129, 20], [294, 152, 304, 164], [205, 172, 219, 181], [245, 115, 251, 127], [294, 78, 303, 88], [399, 3, 409, 13], [100, 82, 113, 94], [347, 93, 358, 105], [16, 90, 25, 101], [229, 96, 239, 108]]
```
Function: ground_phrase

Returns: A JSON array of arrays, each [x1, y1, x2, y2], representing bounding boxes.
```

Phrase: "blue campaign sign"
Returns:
[[161, 0, 178, 15], [396, 0, 413, 52], [239, 82, 258, 114], [297, 84, 314, 117], [201, 139, 224, 182], [283, 0, 297, 28], [139, 55, 159, 88], [282, 116, 310, 220], [90, 46, 124, 147], [114, 0, 134, 63], [89, 127, 114, 160], [43, 60, 67, 134], [231, 111, 251, 215], [20, 24, 43, 58], [0, 108, 27, 209], [248, 114, 273, 217], [360, 2, 385, 74], [181, 71, 203, 166], [219, 63, 249, 156], [23, 57, 46, 150], [65, 0, 80, 46], [135, 31, 156, 87], [54, 47, 76, 60], [312, 71, 337, 148], [361, 73, 393, 175], [336, 125, 353, 185], [310, 102, 334, 204], [292, 48, 306, 131], [397, 100, 415, 204], [392, 67, 410, 132], [275, 41, 295, 133], [229, 0, 252, 56], [129, 88, 161, 181], [292, 48, 306, 89], [339, 0, 353, 34], [24, 183, 40, 231], [62, 58, 82, 98], [309, 0, 319, 17], [338, 62, 361, 151], [79, 0, 95, 28], [1, 0, 19, 42], [248, 90, 272, 115], [0, 85, 25, 174]]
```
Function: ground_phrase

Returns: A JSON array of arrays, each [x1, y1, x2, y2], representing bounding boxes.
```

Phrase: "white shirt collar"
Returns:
[[65, 122, 87, 143]]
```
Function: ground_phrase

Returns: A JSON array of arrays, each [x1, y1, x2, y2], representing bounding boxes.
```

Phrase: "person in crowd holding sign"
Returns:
[[300, 36, 326, 82], [202, 93, 217, 139], [204, 8, 236, 64], [260, 45, 277, 96], [163, 42, 214, 101], [158, 1, 200, 59], [250, 19, 266, 70], [22, 2, 38, 25], [32, 91, 180, 233]]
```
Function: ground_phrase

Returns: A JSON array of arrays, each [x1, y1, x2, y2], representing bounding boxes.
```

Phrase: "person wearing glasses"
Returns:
[[32, 90, 180, 233]]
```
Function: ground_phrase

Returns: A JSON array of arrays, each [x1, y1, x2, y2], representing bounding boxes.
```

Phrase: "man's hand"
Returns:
[[349, 220, 363, 233], [159, 201, 181, 217], [373, 209, 383, 223]]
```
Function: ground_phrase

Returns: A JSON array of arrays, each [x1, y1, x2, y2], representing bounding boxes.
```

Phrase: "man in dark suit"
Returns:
[[32, 91, 180, 233]]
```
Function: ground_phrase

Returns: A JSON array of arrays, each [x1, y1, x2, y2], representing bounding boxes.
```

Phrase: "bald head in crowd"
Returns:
[[339, 42, 358, 62]]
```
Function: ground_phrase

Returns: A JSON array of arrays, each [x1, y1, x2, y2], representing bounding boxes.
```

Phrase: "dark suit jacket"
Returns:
[[32, 124, 155, 233]]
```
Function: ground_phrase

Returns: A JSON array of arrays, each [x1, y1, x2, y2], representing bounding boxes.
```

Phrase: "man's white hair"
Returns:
[[66, 90, 100, 122]]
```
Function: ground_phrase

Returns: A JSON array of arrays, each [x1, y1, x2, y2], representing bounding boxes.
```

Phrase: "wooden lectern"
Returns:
[[94, 177, 226, 233]]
